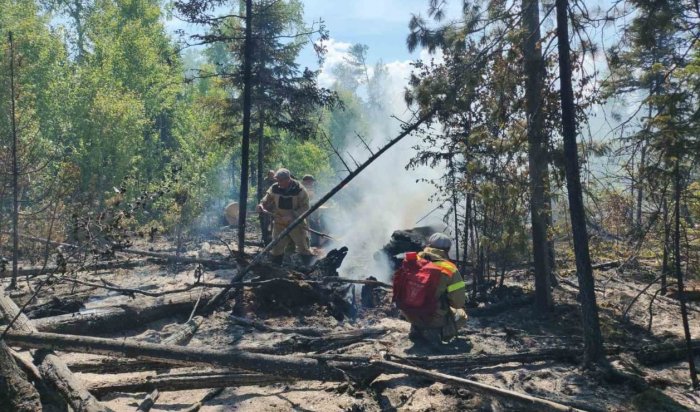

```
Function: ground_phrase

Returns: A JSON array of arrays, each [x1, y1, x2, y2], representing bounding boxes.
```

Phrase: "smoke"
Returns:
[[319, 47, 447, 282]]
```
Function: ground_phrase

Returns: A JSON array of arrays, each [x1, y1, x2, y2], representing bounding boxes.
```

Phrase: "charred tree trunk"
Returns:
[[0, 287, 109, 411], [9, 32, 20, 290], [523, 0, 553, 312], [237, 0, 254, 254], [0, 341, 42, 412], [555, 0, 604, 365], [672, 162, 699, 388]]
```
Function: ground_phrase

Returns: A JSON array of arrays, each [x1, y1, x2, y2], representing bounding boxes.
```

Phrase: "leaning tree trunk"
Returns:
[[672, 162, 699, 388], [237, 0, 254, 254], [523, 0, 552, 312], [555, 0, 604, 365]]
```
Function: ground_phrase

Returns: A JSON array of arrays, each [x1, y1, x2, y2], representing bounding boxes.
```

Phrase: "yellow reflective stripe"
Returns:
[[433, 261, 458, 275], [447, 281, 466, 293]]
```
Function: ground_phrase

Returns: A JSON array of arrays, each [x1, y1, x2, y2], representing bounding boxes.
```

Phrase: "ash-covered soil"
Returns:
[[4, 229, 700, 411]]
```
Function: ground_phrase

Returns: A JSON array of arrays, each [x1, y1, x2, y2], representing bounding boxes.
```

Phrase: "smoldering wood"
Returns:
[[135, 389, 158, 412], [0, 287, 110, 412], [0, 340, 42, 412], [87, 369, 282, 397], [3, 330, 377, 383], [201, 111, 435, 314], [31, 290, 214, 335]]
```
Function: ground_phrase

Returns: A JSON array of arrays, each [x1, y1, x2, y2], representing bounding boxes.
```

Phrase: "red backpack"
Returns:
[[392, 252, 444, 317]]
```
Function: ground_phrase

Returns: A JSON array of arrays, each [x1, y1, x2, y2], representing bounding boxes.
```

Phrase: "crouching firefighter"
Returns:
[[393, 233, 467, 347], [256, 168, 314, 266]]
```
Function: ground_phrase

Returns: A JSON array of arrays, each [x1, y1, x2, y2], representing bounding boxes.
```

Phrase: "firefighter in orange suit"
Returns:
[[400, 233, 467, 345]]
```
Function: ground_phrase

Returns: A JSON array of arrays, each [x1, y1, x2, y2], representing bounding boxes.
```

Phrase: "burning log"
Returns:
[[87, 369, 281, 397], [0, 287, 110, 412], [32, 290, 213, 335], [0, 340, 42, 412]]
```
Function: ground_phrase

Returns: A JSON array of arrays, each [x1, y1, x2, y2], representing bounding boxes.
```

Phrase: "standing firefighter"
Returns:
[[393, 233, 467, 347], [257, 168, 314, 265]]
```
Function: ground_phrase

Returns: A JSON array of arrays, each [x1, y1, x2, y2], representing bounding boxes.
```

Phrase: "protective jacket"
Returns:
[[260, 179, 311, 256], [261, 179, 310, 225], [403, 247, 466, 329]]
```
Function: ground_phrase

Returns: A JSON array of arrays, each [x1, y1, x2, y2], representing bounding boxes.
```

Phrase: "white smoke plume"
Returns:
[[318, 44, 447, 282]]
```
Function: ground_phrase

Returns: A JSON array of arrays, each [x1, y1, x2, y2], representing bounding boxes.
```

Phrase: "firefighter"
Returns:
[[397, 233, 467, 346], [256, 168, 314, 265]]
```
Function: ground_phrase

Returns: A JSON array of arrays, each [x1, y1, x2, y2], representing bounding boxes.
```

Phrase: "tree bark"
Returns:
[[32, 290, 213, 335], [672, 162, 698, 388], [0, 287, 110, 411], [237, 0, 254, 253], [555, 0, 605, 365], [0, 340, 42, 412], [661, 195, 670, 295], [523, 0, 553, 312]]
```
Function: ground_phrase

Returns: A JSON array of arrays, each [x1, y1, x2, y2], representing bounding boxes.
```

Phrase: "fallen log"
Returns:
[[1, 260, 140, 279], [373, 359, 584, 412], [87, 369, 282, 397], [32, 290, 214, 335], [118, 248, 238, 268], [0, 287, 110, 412], [3, 330, 374, 383], [635, 339, 700, 366], [0, 340, 42, 412], [591, 260, 621, 270], [135, 389, 158, 412]]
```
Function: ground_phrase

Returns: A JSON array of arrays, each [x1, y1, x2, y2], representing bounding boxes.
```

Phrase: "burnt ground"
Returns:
[[2, 228, 700, 412]]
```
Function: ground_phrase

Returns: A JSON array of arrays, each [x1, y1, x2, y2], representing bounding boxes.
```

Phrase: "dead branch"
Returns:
[[135, 389, 159, 412], [181, 388, 224, 412]]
